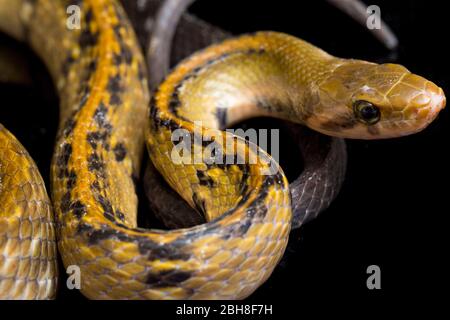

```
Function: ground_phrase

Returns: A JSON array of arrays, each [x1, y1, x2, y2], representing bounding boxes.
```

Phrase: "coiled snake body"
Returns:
[[0, 0, 445, 299]]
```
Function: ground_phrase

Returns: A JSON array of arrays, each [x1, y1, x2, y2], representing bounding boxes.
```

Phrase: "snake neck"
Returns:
[[154, 31, 343, 129]]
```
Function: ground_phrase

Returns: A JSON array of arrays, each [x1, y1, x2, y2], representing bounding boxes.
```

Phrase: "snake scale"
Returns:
[[0, 0, 445, 299]]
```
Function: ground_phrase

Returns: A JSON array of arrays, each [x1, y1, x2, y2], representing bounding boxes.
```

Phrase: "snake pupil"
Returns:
[[353, 100, 381, 125]]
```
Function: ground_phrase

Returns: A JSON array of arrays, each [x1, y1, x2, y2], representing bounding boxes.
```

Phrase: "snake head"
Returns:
[[307, 61, 446, 139]]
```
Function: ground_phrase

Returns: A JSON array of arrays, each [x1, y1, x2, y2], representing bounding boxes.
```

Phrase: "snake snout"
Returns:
[[429, 85, 446, 112], [416, 81, 446, 125], [382, 73, 446, 136]]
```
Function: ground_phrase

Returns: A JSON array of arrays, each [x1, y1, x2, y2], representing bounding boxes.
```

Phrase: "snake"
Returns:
[[125, 0, 349, 230], [0, 0, 445, 300]]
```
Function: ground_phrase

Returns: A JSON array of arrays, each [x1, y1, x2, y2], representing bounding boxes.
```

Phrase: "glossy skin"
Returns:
[[0, 0, 445, 300], [0, 125, 57, 299], [132, 0, 347, 230]]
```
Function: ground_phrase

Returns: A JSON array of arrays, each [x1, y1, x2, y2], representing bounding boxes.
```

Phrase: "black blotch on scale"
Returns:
[[90, 181, 101, 191], [148, 90, 183, 131], [107, 74, 123, 106], [66, 170, 77, 190], [62, 118, 76, 138], [138, 241, 191, 261], [235, 219, 252, 236], [237, 164, 251, 196], [116, 211, 126, 222], [196, 170, 215, 187], [60, 192, 86, 220], [149, 94, 161, 128], [88, 153, 104, 172], [113, 143, 127, 161], [77, 223, 134, 245], [57, 143, 72, 167], [87, 131, 107, 149], [87, 59, 97, 73], [78, 9, 98, 49], [78, 86, 90, 109], [60, 192, 71, 214], [96, 194, 116, 222], [70, 201, 87, 219], [112, 20, 133, 66], [84, 7, 93, 24], [78, 28, 98, 49], [114, 45, 133, 65], [56, 143, 72, 178], [107, 74, 122, 92], [145, 270, 192, 288], [93, 102, 109, 127], [109, 94, 122, 106], [61, 54, 75, 77]]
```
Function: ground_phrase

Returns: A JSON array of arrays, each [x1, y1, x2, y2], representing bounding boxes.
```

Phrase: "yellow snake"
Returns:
[[0, 0, 445, 299]]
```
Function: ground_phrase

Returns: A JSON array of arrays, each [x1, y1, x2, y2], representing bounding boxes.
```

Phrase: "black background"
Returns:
[[0, 0, 448, 309]]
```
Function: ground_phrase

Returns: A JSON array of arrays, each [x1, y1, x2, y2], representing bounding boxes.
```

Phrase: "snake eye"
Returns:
[[353, 100, 381, 125]]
